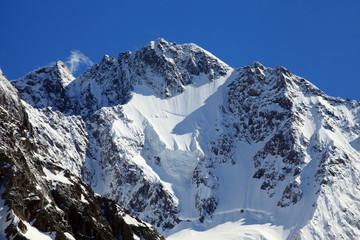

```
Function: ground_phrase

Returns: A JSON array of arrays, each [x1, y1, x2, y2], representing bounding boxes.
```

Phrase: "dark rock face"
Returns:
[[219, 63, 306, 203], [192, 158, 219, 222], [226, 63, 292, 143], [99, 198, 165, 240]]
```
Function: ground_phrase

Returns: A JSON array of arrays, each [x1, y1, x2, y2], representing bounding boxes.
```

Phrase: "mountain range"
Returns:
[[1, 38, 360, 240]]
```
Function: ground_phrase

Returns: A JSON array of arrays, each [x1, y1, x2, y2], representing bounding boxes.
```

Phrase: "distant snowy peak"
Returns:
[[11, 61, 75, 112]]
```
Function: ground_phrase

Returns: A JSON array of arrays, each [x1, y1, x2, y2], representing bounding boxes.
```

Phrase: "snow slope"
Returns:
[[167, 220, 288, 240]]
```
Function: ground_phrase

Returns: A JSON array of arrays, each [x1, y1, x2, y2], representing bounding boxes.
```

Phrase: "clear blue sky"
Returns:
[[1, 0, 359, 100]]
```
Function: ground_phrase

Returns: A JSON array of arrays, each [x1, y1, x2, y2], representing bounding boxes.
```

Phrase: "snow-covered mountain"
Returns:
[[2, 38, 360, 239], [0, 67, 164, 240]]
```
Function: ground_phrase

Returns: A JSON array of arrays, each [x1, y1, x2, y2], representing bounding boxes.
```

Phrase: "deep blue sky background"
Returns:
[[1, 0, 359, 100]]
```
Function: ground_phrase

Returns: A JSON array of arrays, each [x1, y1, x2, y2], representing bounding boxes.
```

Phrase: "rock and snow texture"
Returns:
[[3, 38, 360, 239], [12, 61, 76, 114]]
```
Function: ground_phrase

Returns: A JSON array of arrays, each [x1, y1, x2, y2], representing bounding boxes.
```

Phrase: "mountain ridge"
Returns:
[[1, 39, 360, 239]]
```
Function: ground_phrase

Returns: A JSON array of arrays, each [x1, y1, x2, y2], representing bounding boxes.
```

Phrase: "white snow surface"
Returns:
[[63, 232, 76, 240], [167, 220, 288, 240], [42, 167, 73, 185]]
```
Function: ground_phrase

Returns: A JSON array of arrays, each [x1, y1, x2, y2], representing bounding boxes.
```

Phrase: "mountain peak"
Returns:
[[145, 38, 222, 63], [153, 37, 169, 45], [11, 61, 75, 112], [100, 54, 116, 65], [53, 60, 74, 87], [249, 61, 265, 69], [125, 38, 231, 95], [55, 60, 66, 68]]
